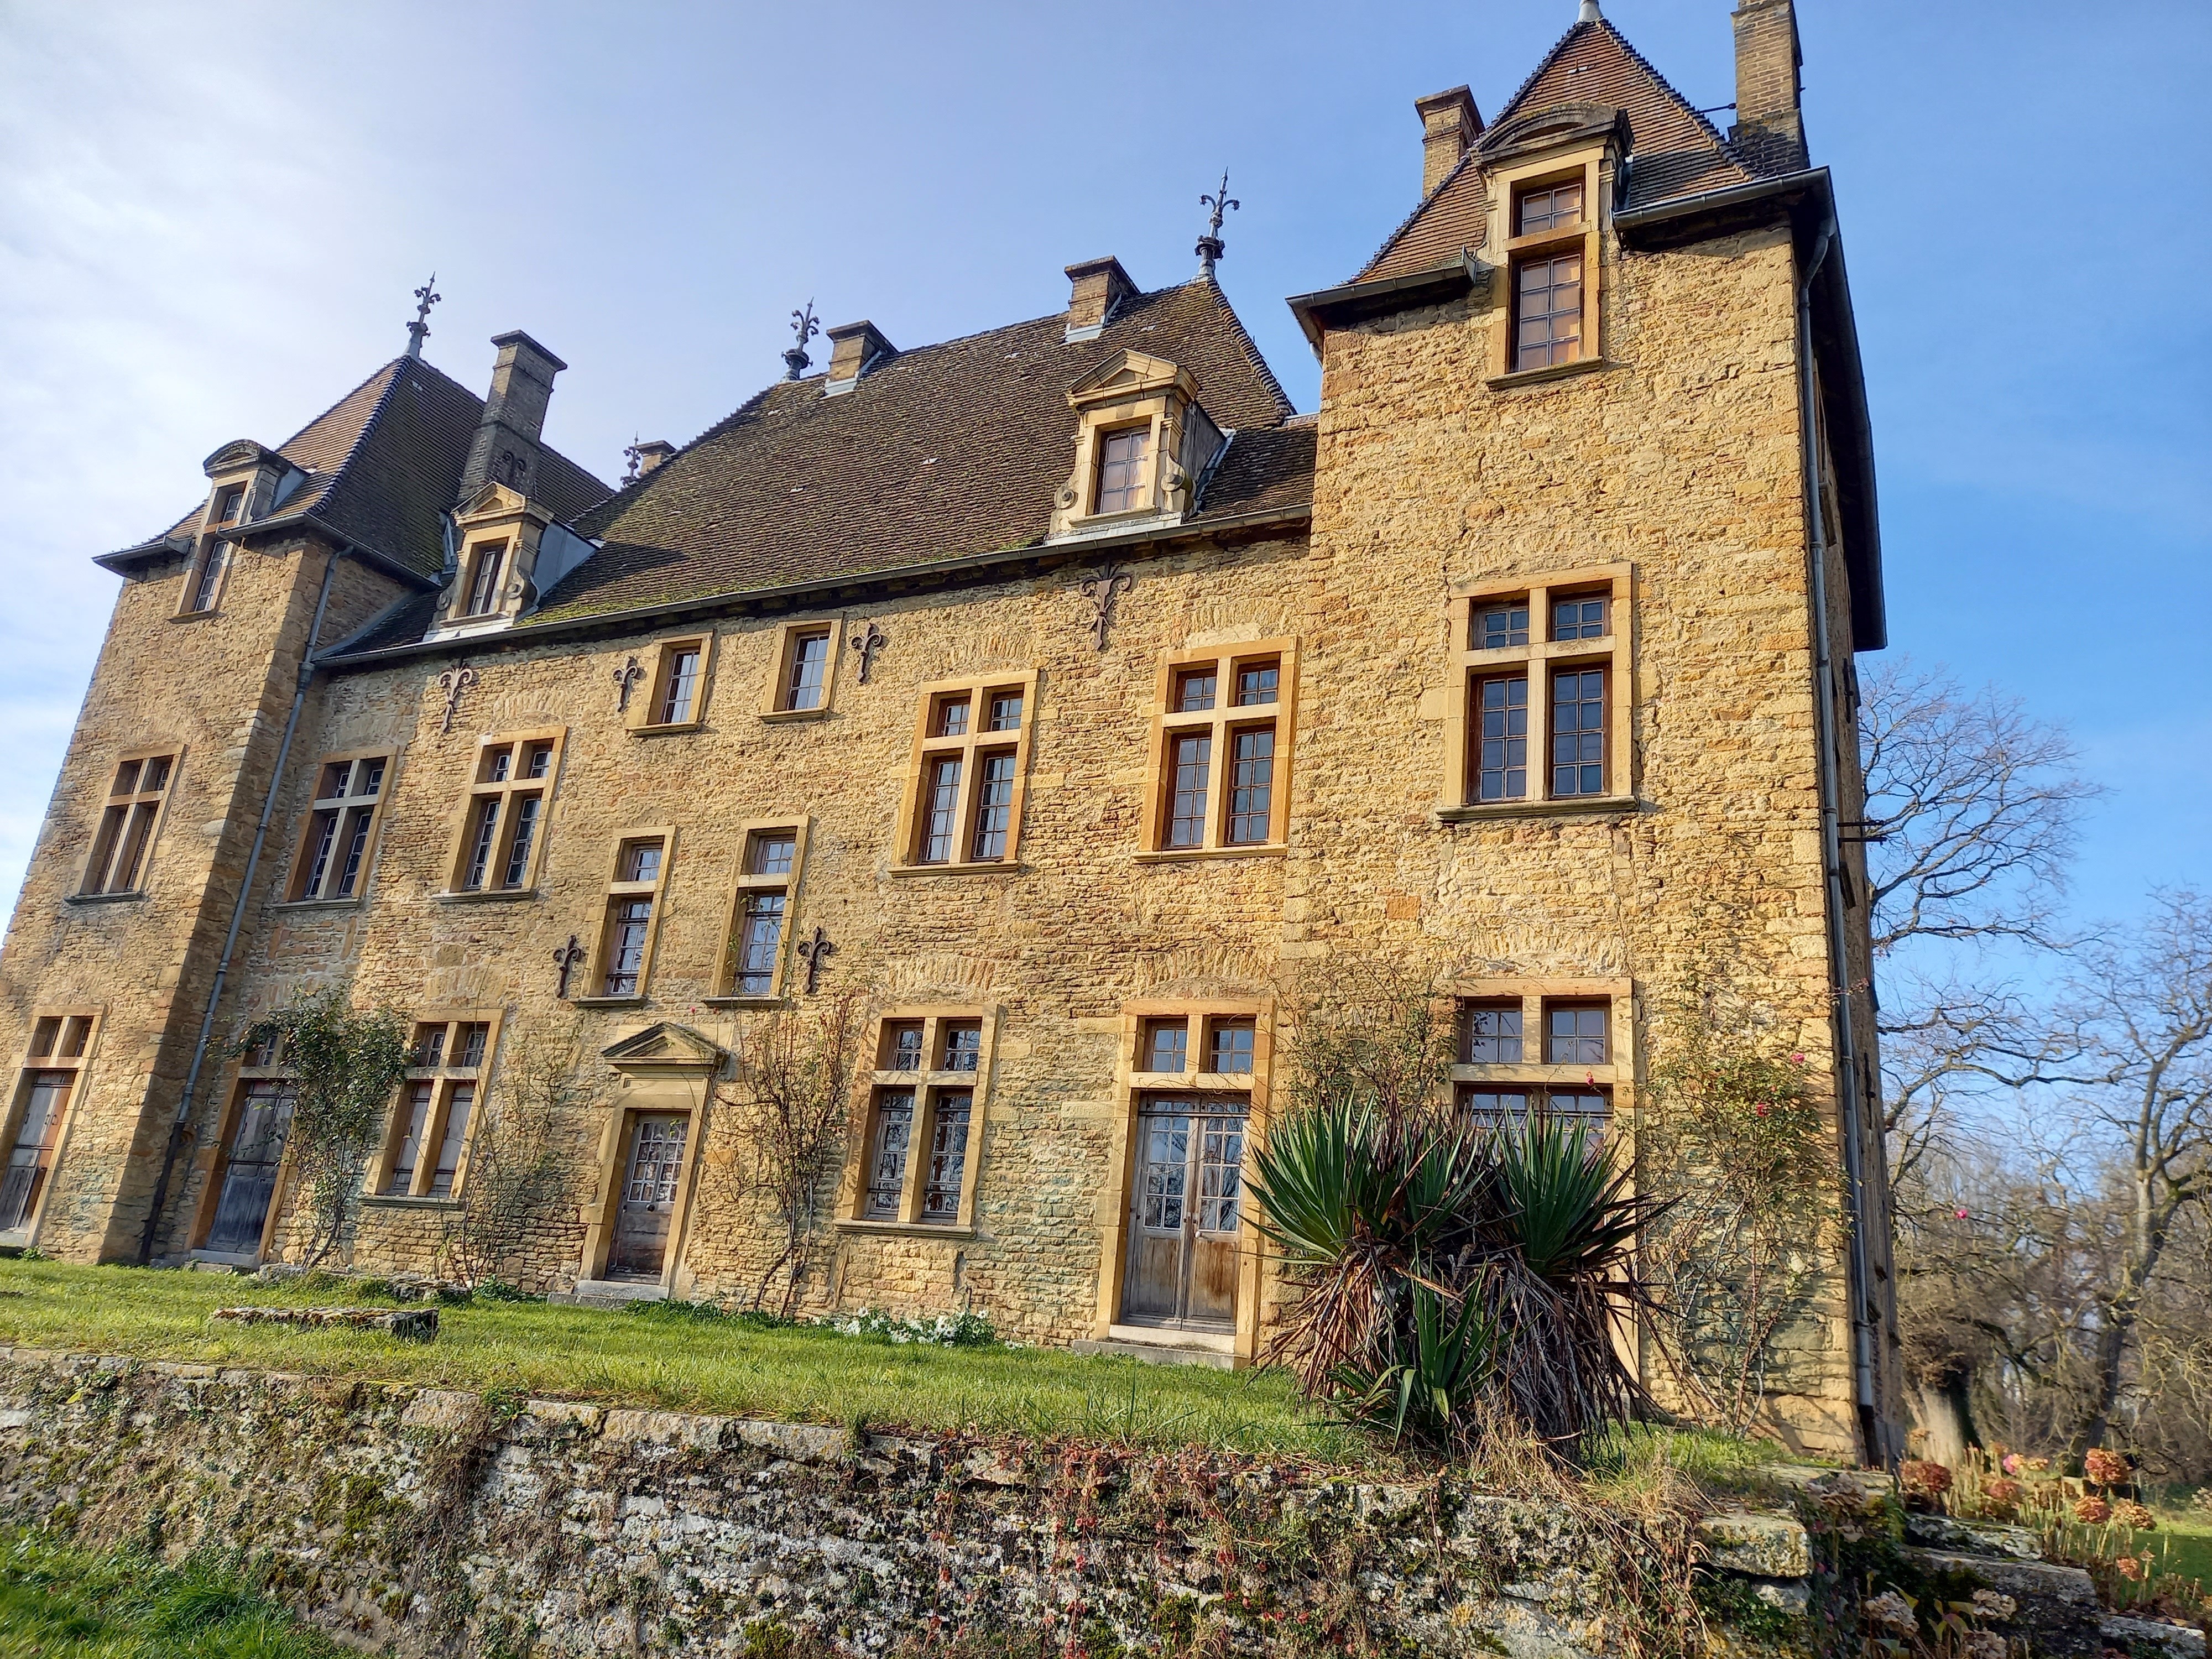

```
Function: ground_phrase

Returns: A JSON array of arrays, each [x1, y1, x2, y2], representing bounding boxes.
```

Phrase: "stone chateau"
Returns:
[[0, 1, 1900, 1457]]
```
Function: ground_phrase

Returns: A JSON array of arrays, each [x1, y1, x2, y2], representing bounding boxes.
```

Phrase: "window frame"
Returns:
[[457, 536, 512, 620], [440, 728, 566, 899], [574, 830, 675, 1006], [837, 1004, 999, 1235], [1484, 148, 1610, 386], [282, 748, 395, 905], [1091, 419, 1157, 517], [1441, 565, 1631, 818], [174, 477, 252, 619], [629, 633, 717, 734], [1139, 640, 1298, 859], [0, 1006, 102, 1244], [889, 671, 1040, 875], [75, 746, 184, 899], [189, 1044, 299, 1259], [705, 818, 811, 1005], [1447, 979, 1633, 1132], [760, 618, 843, 720], [365, 1009, 503, 1204]]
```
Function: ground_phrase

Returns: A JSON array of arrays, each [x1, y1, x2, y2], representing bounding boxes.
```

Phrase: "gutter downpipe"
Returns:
[[1796, 220, 1885, 1466], [135, 543, 342, 1264]]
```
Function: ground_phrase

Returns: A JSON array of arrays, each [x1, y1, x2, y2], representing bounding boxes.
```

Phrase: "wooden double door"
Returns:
[[607, 1112, 688, 1281], [202, 1081, 294, 1256], [1121, 1095, 1247, 1331]]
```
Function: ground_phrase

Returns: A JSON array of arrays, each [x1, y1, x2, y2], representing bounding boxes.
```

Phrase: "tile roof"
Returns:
[[113, 358, 613, 581], [1359, 18, 1758, 283], [527, 276, 1305, 625]]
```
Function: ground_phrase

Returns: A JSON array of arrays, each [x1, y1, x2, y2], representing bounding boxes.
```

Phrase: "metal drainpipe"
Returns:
[[135, 543, 342, 1264], [1796, 218, 1885, 1464]]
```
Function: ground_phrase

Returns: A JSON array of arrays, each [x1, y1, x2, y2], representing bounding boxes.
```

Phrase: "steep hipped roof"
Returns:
[[1360, 17, 1757, 282], [105, 358, 612, 582], [526, 276, 1303, 625]]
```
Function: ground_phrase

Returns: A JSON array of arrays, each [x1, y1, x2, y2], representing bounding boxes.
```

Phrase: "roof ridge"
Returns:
[[1357, 146, 1484, 279], [1185, 273, 1295, 422], [1494, 16, 1595, 128], [1592, 17, 1738, 156], [280, 357, 406, 482]]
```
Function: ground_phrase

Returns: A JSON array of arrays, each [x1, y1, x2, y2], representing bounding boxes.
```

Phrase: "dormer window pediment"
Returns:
[[429, 482, 559, 641], [1050, 350, 1227, 542]]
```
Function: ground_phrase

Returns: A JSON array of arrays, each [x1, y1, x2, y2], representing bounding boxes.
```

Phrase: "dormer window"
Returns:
[[462, 541, 507, 618], [214, 484, 247, 525], [1051, 350, 1226, 541], [1094, 427, 1152, 515], [1516, 180, 1583, 234], [1480, 132, 1611, 383]]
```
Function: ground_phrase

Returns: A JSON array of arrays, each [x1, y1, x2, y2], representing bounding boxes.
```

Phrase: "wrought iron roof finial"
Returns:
[[1577, 0, 1602, 22], [784, 300, 821, 380], [405, 273, 441, 360], [622, 434, 642, 486], [1196, 171, 1239, 276]]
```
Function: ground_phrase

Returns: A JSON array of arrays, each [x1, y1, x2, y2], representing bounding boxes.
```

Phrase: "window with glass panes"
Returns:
[[849, 1008, 996, 1229], [1094, 425, 1152, 514], [637, 635, 711, 728], [1150, 645, 1293, 852], [897, 675, 1035, 869], [1448, 984, 1624, 1135], [452, 733, 561, 892], [1, 1010, 98, 1238], [1446, 568, 1627, 812], [376, 1015, 497, 1198], [721, 823, 804, 998], [80, 752, 179, 896], [461, 540, 509, 617], [590, 837, 666, 999], [288, 753, 390, 902], [1129, 1008, 1267, 1082], [779, 627, 833, 711], [1508, 177, 1588, 372], [179, 482, 248, 615]]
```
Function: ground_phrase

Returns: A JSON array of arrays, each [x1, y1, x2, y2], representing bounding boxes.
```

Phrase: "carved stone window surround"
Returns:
[[628, 633, 717, 734], [837, 1004, 1000, 1233]]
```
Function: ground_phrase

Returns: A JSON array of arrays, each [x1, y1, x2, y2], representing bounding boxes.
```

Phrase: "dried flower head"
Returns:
[[1901, 1459, 1954, 1499], [1862, 1590, 1917, 1637], [2115, 1555, 2146, 1582], [2084, 1448, 2132, 1487], [2111, 1500, 2156, 1531], [1984, 1477, 2024, 1510], [2073, 1496, 2112, 1525], [2025, 1456, 2053, 1473]]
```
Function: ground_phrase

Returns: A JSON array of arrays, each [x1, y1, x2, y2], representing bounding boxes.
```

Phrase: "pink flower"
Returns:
[[1789, 1052, 1806, 1065], [1752, 1101, 1771, 1118], [2002, 1454, 2021, 1474], [1956, 1208, 1970, 1220]]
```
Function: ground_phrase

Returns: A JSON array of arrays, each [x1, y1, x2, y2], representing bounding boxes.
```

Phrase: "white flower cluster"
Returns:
[[821, 1307, 998, 1347]]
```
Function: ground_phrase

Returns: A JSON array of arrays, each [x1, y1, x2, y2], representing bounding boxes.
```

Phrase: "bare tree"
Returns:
[[2046, 888, 2212, 1458], [441, 1025, 589, 1290], [1859, 660, 2098, 959], [709, 993, 864, 1316]]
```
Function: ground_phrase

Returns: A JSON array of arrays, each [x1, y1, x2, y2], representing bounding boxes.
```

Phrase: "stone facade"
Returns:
[[0, 2, 1901, 1458]]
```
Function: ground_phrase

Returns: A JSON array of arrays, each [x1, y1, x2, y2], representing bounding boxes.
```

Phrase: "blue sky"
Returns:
[[1, 0, 2205, 944]]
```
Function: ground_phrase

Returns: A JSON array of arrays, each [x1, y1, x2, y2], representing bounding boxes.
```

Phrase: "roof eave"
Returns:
[[92, 513, 443, 590], [1285, 252, 1481, 357], [319, 504, 1312, 670]]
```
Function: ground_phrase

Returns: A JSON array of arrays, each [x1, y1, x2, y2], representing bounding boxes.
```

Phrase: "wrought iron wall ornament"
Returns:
[[795, 926, 835, 995], [552, 935, 586, 999], [1196, 171, 1240, 275], [784, 300, 820, 380], [612, 655, 646, 712], [848, 621, 886, 684], [435, 664, 478, 734], [405, 273, 440, 359], [1077, 564, 1135, 652]]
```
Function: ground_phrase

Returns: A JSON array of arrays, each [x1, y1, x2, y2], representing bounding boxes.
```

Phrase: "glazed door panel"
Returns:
[[1121, 1095, 1246, 1331], [204, 1081, 294, 1256], [0, 1073, 70, 1233], [608, 1113, 688, 1280]]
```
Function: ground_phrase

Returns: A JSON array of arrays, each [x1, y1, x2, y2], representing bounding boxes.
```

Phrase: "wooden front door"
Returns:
[[203, 1080, 294, 1256], [608, 1112, 688, 1280], [1121, 1095, 1246, 1331], [0, 1072, 70, 1234]]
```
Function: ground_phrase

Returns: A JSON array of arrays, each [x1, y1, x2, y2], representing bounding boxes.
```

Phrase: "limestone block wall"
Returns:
[[0, 536, 406, 1261]]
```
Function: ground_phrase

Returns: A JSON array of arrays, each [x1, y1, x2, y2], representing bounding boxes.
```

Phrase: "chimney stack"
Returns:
[[1730, 0, 1808, 173], [633, 440, 676, 477], [823, 320, 897, 395], [1413, 87, 1483, 198], [460, 331, 566, 500], [1064, 257, 1137, 343]]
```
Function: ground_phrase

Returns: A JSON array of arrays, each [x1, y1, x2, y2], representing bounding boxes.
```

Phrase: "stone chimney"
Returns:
[[1730, 0, 1808, 173], [1064, 257, 1137, 343], [823, 320, 897, 396], [1413, 86, 1482, 197], [633, 440, 676, 476], [460, 331, 567, 502]]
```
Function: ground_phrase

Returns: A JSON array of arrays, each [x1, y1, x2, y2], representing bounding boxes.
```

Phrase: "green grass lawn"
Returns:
[[2143, 1507, 2212, 1592], [0, 1255, 1365, 1462], [0, 1526, 347, 1658]]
